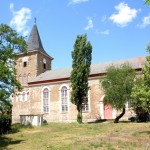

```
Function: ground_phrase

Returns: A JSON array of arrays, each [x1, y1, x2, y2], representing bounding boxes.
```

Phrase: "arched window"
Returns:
[[22, 92, 26, 101], [61, 86, 68, 112], [43, 88, 49, 113], [43, 58, 46, 69], [82, 90, 90, 112], [22, 56, 28, 67]]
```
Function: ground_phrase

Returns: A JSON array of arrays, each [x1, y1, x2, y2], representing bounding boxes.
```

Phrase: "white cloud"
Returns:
[[68, 0, 88, 5], [109, 2, 139, 27], [9, 3, 31, 36], [10, 3, 14, 11], [100, 30, 110, 35], [84, 18, 93, 30], [95, 29, 110, 35], [139, 13, 150, 28]]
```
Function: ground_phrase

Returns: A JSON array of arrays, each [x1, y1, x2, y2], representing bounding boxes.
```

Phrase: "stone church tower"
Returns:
[[12, 21, 53, 123], [15, 20, 53, 87]]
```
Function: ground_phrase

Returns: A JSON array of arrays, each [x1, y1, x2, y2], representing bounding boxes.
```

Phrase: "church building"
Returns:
[[12, 21, 145, 125]]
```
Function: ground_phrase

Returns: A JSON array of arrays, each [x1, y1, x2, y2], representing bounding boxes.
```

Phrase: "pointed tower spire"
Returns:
[[34, 17, 36, 24], [27, 19, 47, 55]]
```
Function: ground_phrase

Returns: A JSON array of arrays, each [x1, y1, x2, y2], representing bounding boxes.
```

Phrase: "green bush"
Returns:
[[0, 115, 11, 134]]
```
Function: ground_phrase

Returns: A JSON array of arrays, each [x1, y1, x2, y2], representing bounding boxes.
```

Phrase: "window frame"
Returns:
[[43, 63, 46, 69], [19, 91, 28, 102], [82, 89, 90, 113], [41, 86, 50, 114], [22, 92, 26, 101], [43, 58, 47, 69], [59, 84, 69, 113]]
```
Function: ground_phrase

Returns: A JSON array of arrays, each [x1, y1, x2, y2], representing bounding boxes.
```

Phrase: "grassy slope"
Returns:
[[0, 122, 150, 150]]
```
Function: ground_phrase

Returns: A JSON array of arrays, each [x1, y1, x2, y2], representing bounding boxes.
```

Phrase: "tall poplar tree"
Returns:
[[71, 34, 92, 123]]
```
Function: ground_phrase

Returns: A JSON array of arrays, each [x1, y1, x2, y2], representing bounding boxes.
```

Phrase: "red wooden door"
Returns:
[[104, 104, 112, 119]]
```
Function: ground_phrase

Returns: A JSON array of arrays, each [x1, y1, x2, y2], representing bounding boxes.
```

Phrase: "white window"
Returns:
[[22, 92, 26, 101], [20, 91, 28, 101], [82, 90, 90, 112], [61, 86, 68, 112], [43, 88, 49, 113], [126, 99, 131, 109]]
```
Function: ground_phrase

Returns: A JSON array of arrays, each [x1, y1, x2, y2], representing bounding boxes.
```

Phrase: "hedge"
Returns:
[[0, 115, 11, 134]]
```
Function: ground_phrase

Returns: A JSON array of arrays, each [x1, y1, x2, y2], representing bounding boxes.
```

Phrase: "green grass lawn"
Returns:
[[0, 121, 150, 150]]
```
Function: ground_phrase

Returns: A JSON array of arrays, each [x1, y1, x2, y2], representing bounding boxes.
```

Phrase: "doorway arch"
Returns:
[[100, 95, 116, 119]]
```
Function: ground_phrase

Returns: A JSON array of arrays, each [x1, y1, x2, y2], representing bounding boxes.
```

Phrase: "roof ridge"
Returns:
[[29, 57, 146, 84]]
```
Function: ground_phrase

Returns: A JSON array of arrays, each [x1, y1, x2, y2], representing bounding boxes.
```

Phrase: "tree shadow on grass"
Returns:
[[9, 123, 33, 134], [0, 124, 31, 150], [119, 120, 132, 123], [138, 131, 150, 135], [88, 119, 133, 124], [0, 136, 25, 150], [88, 119, 108, 124]]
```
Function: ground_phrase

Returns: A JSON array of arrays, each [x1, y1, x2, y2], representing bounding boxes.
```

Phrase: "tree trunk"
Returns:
[[77, 105, 82, 123], [114, 108, 125, 123]]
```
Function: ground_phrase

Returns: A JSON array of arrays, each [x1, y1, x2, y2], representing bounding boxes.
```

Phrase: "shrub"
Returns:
[[0, 115, 11, 134]]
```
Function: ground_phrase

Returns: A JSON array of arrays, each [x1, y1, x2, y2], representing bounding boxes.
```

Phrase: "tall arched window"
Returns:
[[43, 88, 49, 113], [61, 86, 68, 112], [22, 92, 26, 101], [82, 90, 90, 112]]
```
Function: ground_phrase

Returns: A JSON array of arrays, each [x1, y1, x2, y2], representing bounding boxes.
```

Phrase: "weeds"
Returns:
[[0, 122, 149, 150]]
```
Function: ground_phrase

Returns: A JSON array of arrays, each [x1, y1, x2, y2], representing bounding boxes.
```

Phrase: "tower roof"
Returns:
[[27, 20, 48, 56]]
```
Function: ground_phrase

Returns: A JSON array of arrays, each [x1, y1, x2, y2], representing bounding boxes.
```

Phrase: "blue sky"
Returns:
[[0, 0, 150, 69]]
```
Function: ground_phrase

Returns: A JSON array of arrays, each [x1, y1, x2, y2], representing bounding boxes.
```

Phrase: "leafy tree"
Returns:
[[71, 34, 92, 123], [101, 63, 135, 123], [131, 44, 150, 121], [145, 0, 150, 5], [0, 24, 27, 116]]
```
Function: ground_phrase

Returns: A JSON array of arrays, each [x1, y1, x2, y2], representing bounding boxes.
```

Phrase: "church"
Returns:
[[12, 21, 145, 125]]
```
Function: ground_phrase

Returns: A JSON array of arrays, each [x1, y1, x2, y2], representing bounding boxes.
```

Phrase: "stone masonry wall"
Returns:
[[15, 52, 37, 85], [12, 78, 104, 123], [37, 52, 52, 76]]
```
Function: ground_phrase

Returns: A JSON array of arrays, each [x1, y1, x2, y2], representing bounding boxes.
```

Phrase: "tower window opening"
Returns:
[[43, 58, 46, 69], [23, 61, 27, 67], [43, 63, 46, 69]]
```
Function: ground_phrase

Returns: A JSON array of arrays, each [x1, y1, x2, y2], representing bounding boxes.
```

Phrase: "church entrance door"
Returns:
[[104, 104, 112, 119]]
